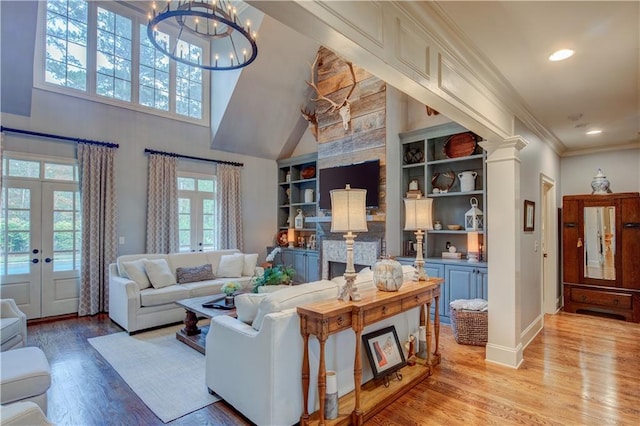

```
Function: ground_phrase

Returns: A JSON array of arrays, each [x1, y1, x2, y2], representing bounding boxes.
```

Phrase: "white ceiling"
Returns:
[[434, 1, 639, 155]]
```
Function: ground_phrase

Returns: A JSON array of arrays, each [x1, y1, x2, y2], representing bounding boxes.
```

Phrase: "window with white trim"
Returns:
[[177, 173, 218, 252], [38, 1, 208, 124]]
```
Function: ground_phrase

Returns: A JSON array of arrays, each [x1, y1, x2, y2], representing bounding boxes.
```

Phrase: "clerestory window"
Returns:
[[37, 0, 209, 124]]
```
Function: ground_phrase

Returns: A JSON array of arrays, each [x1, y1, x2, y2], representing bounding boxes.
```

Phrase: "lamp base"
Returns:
[[413, 259, 428, 281], [339, 272, 361, 301], [467, 253, 479, 263]]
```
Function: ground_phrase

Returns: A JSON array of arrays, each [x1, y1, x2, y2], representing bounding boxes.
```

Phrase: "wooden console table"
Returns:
[[297, 278, 443, 425]]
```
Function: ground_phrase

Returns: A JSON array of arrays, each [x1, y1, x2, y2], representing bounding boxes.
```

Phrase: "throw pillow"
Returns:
[[252, 280, 338, 331], [217, 254, 244, 278], [121, 259, 151, 290], [242, 253, 259, 276], [234, 293, 268, 324], [176, 264, 215, 284], [144, 259, 175, 289]]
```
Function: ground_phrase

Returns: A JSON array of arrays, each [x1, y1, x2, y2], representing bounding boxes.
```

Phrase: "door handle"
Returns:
[[32, 258, 39, 264], [543, 253, 548, 258], [44, 258, 52, 263], [32, 249, 39, 254]]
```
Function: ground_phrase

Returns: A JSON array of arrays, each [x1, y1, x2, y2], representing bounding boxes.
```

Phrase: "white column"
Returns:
[[482, 136, 528, 368]]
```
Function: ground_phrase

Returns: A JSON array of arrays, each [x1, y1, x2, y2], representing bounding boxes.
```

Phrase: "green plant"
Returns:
[[221, 281, 242, 296], [252, 265, 296, 292]]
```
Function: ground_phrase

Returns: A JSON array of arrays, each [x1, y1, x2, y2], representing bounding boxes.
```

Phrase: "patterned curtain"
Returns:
[[146, 154, 178, 253], [78, 144, 117, 316], [215, 163, 243, 250]]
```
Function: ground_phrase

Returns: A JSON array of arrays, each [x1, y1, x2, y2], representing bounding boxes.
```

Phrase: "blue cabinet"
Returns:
[[443, 264, 488, 323]]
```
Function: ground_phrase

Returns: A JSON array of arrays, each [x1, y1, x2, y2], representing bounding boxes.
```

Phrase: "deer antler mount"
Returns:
[[304, 53, 357, 131]]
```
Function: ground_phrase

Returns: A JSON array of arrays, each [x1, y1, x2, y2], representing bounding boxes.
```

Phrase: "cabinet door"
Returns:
[[562, 199, 581, 284], [475, 267, 488, 299], [446, 265, 475, 301], [292, 251, 307, 284], [425, 263, 446, 323], [621, 197, 640, 289], [282, 250, 295, 269], [306, 252, 320, 282], [425, 263, 444, 279]]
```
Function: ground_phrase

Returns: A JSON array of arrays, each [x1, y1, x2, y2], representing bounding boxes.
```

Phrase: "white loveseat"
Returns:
[[109, 249, 257, 333], [205, 267, 419, 426]]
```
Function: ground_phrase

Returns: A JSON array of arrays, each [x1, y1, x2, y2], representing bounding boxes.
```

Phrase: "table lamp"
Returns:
[[404, 196, 433, 281], [287, 228, 295, 248], [467, 231, 479, 263], [331, 184, 368, 301]]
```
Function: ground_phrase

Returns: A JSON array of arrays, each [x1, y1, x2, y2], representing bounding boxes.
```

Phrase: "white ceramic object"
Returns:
[[373, 258, 404, 292], [458, 171, 477, 192], [304, 189, 314, 203], [591, 168, 612, 194]]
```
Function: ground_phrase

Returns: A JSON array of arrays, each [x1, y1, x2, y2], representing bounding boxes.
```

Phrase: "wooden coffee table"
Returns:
[[175, 294, 237, 354]]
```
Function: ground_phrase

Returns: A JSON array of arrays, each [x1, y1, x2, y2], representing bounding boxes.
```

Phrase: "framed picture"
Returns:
[[362, 326, 406, 379], [524, 200, 535, 232]]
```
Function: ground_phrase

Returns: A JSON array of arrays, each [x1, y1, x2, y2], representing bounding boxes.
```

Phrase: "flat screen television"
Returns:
[[318, 160, 380, 210]]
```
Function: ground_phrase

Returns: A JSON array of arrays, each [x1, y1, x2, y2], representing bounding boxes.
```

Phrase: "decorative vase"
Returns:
[[304, 189, 314, 203], [458, 171, 477, 192], [591, 168, 611, 194], [324, 370, 338, 420], [224, 295, 235, 306], [373, 258, 404, 292]]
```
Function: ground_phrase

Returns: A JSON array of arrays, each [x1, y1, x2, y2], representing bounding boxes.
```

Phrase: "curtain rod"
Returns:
[[0, 126, 119, 148], [144, 148, 243, 167]]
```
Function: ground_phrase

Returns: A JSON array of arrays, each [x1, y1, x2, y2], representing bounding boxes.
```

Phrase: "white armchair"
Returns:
[[0, 401, 52, 426], [1, 299, 27, 351]]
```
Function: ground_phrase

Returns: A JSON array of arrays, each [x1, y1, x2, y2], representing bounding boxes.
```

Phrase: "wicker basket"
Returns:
[[450, 307, 488, 346]]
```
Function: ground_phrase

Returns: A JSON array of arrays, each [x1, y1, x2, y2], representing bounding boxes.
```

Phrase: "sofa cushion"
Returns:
[[235, 293, 268, 324], [176, 264, 215, 284], [167, 252, 211, 273], [180, 279, 225, 297], [252, 280, 338, 331], [144, 259, 176, 289], [0, 318, 21, 346], [121, 258, 151, 290], [140, 285, 190, 307], [242, 253, 259, 276], [217, 254, 244, 278], [205, 249, 241, 275]]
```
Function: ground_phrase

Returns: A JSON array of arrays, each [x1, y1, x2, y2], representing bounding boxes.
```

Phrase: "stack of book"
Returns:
[[406, 189, 422, 198], [442, 252, 462, 259]]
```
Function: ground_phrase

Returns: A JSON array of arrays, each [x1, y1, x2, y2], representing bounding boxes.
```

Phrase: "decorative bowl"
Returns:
[[447, 225, 463, 230], [301, 166, 316, 179]]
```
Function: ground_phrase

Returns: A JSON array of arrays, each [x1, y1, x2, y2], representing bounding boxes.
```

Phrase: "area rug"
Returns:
[[88, 324, 218, 423]]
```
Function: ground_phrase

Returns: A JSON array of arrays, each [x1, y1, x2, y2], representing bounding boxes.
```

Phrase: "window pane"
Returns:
[[67, 42, 87, 68], [53, 212, 74, 230], [7, 188, 30, 209], [8, 160, 39, 178], [54, 232, 74, 251], [68, 20, 87, 46], [7, 232, 29, 252], [46, 37, 66, 62], [96, 7, 131, 101], [198, 180, 214, 193], [114, 79, 131, 101], [97, 51, 114, 76], [53, 251, 74, 271], [179, 214, 190, 228], [179, 230, 191, 248], [45, 163, 75, 181], [176, 96, 188, 116], [97, 30, 114, 54], [97, 8, 114, 32], [67, 64, 86, 90], [139, 85, 154, 107], [178, 198, 191, 213], [46, 59, 66, 85], [7, 211, 30, 229], [45, 2, 87, 90], [68, 0, 87, 23], [53, 191, 74, 209], [7, 254, 30, 275], [155, 90, 169, 111], [177, 177, 195, 191]]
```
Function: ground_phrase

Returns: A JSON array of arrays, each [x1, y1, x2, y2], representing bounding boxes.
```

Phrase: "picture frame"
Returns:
[[524, 200, 535, 232], [362, 326, 406, 379]]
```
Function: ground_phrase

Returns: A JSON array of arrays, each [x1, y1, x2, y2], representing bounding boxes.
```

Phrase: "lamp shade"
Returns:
[[467, 231, 479, 252], [330, 185, 368, 233], [404, 197, 434, 231], [287, 228, 295, 243]]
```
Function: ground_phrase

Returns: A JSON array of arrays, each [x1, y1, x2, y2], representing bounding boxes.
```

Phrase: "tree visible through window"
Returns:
[[96, 7, 132, 101]]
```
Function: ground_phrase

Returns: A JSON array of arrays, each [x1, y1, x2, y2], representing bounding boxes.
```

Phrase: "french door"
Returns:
[[0, 177, 81, 319]]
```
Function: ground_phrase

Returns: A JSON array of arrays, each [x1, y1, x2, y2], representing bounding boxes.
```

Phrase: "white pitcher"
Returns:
[[458, 171, 477, 192], [304, 189, 314, 203]]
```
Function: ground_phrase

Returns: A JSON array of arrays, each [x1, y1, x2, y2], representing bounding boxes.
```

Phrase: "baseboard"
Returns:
[[485, 342, 523, 368], [520, 315, 543, 350]]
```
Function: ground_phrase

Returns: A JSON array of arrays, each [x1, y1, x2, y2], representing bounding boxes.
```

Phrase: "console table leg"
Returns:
[[182, 310, 200, 336], [300, 332, 310, 426], [318, 338, 327, 426], [353, 328, 364, 425], [433, 294, 441, 365], [425, 301, 433, 374]]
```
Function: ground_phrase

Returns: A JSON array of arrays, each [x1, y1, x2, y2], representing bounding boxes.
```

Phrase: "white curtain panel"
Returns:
[[146, 154, 178, 254], [78, 143, 117, 316], [215, 163, 243, 250]]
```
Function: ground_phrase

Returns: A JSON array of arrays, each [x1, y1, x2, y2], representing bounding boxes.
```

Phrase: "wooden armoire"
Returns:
[[562, 192, 640, 322]]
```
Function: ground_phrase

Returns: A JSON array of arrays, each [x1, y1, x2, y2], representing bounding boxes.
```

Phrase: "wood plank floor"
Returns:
[[26, 312, 639, 425]]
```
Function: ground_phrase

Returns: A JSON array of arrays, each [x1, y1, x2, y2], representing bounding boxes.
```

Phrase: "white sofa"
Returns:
[[205, 267, 419, 426], [0, 299, 27, 351], [109, 249, 258, 333]]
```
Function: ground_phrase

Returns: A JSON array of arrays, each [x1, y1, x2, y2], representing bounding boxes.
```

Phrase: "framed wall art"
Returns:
[[524, 200, 535, 232], [362, 326, 406, 379]]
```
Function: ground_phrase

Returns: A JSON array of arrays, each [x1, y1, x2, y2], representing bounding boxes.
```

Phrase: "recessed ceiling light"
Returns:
[[586, 130, 602, 135], [549, 49, 574, 61]]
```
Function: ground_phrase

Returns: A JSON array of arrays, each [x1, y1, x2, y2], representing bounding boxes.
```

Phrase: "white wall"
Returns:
[[1, 87, 276, 258], [516, 120, 562, 337], [561, 149, 640, 196]]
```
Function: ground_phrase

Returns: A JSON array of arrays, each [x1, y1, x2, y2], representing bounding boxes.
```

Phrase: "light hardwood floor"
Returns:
[[27, 312, 639, 425]]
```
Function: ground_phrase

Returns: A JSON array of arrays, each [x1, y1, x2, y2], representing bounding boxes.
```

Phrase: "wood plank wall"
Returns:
[[315, 46, 387, 215]]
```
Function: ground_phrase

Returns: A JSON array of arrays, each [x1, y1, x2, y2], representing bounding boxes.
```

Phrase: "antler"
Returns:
[[306, 53, 356, 114]]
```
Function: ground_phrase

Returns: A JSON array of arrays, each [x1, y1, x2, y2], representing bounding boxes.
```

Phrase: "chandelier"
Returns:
[[147, 0, 258, 71]]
